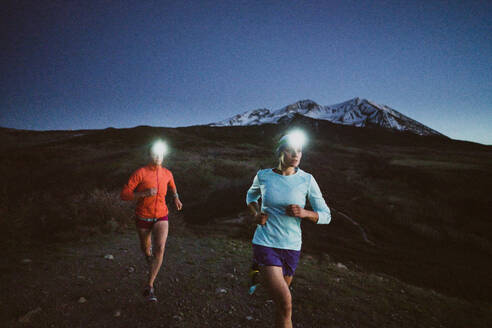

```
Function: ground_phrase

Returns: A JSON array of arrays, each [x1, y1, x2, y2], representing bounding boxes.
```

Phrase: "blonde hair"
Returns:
[[277, 151, 287, 170]]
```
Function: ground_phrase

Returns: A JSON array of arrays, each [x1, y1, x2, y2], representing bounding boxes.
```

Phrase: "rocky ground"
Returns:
[[1, 216, 491, 328]]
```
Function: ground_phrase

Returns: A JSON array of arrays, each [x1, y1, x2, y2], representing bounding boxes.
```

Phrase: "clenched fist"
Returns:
[[286, 204, 306, 218], [254, 212, 269, 225], [144, 188, 157, 197], [135, 188, 157, 199]]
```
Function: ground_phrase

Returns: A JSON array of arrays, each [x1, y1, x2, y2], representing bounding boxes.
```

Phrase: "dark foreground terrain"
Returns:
[[0, 121, 491, 326], [1, 215, 491, 328]]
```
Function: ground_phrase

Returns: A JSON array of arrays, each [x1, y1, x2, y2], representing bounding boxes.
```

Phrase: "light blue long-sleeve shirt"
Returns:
[[246, 168, 331, 251]]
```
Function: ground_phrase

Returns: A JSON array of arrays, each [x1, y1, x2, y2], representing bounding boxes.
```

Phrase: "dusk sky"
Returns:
[[2, 0, 491, 144]]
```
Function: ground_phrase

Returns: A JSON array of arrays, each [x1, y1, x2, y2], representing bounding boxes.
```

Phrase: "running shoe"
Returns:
[[143, 286, 157, 302], [248, 263, 260, 295], [248, 284, 259, 295]]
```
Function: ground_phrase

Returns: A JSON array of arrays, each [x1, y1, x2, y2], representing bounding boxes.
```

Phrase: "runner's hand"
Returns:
[[136, 188, 157, 198], [254, 212, 268, 225], [145, 188, 157, 197], [174, 197, 183, 211], [286, 204, 306, 218]]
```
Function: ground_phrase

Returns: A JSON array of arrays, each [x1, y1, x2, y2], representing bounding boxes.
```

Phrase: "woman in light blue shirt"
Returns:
[[246, 131, 331, 328]]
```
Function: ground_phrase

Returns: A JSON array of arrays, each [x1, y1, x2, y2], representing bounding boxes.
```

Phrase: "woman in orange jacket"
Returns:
[[120, 141, 183, 302]]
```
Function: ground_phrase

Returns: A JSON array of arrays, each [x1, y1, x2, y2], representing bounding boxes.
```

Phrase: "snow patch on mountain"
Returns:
[[210, 98, 443, 137]]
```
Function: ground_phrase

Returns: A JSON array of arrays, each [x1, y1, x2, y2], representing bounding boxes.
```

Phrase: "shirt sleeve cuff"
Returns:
[[316, 209, 331, 224], [246, 195, 259, 205]]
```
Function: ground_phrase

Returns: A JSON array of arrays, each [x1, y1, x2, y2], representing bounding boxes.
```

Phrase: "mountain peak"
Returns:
[[295, 99, 319, 107], [209, 98, 444, 137], [350, 97, 361, 104], [283, 99, 319, 110]]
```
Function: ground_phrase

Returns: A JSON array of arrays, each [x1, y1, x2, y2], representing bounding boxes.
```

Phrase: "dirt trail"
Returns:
[[1, 221, 491, 328], [333, 209, 375, 246], [1, 226, 273, 328]]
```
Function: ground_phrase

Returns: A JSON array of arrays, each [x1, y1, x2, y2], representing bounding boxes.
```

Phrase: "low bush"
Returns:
[[0, 189, 133, 247]]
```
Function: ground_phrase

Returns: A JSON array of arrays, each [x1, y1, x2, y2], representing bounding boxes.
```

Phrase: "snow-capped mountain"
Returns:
[[210, 98, 444, 137]]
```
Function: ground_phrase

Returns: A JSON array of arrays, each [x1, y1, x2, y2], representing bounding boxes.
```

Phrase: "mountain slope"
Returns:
[[210, 97, 444, 137], [1, 124, 491, 305]]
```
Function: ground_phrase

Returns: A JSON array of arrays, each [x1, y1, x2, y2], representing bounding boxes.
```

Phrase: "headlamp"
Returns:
[[150, 140, 168, 157], [286, 130, 307, 149]]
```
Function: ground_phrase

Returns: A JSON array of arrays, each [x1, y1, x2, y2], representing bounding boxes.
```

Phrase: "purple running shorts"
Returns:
[[252, 244, 301, 277]]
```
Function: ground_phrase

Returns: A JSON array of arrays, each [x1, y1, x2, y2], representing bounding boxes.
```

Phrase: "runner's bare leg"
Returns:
[[263, 266, 293, 328], [136, 227, 152, 257], [148, 220, 169, 287]]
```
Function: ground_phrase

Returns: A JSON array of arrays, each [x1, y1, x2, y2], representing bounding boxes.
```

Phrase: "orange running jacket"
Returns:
[[120, 164, 177, 218]]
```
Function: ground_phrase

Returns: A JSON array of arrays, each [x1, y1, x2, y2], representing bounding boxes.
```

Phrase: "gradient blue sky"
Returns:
[[2, 0, 491, 144]]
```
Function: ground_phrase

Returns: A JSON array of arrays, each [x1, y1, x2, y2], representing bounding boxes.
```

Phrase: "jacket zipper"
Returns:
[[154, 167, 159, 218]]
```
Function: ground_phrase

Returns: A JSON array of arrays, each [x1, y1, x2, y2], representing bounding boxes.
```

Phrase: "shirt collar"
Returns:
[[147, 163, 161, 171]]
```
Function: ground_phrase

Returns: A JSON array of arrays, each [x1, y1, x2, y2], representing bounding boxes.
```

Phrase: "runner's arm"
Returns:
[[246, 174, 261, 211], [121, 170, 145, 201], [168, 172, 182, 210], [246, 174, 267, 225], [307, 176, 331, 224]]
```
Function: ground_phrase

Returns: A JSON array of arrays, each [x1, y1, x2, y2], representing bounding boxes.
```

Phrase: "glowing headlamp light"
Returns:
[[150, 140, 168, 157], [286, 130, 307, 149]]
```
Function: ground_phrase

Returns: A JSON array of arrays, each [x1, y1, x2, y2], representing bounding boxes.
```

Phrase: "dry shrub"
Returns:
[[76, 189, 133, 225], [212, 160, 257, 179], [174, 163, 216, 203], [0, 188, 134, 246]]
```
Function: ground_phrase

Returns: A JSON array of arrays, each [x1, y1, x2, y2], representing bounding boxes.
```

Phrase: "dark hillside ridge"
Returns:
[[1, 123, 491, 302]]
